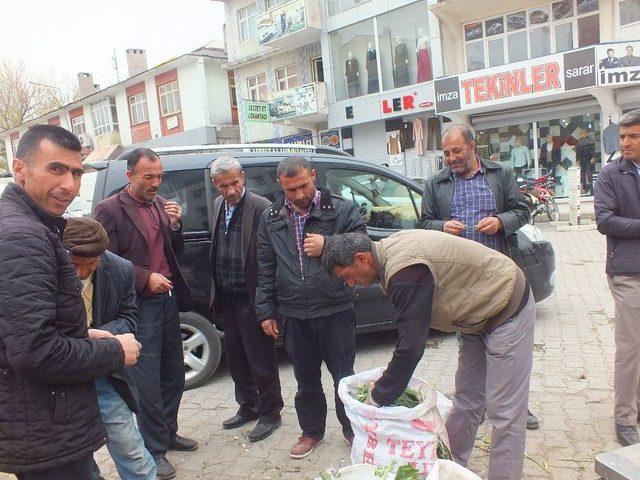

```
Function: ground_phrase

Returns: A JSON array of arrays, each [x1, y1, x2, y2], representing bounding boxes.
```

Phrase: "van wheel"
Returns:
[[180, 312, 222, 390]]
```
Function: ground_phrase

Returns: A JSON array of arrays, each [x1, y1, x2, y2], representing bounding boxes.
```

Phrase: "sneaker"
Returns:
[[615, 424, 639, 446], [290, 435, 323, 459]]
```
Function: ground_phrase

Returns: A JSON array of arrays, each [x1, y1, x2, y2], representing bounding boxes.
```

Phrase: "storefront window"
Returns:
[[620, 0, 640, 25], [536, 114, 601, 196], [475, 124, 535, 180], [463, 0, 599, 71], [327, 0, 371, 16], [330, 19, 375, 101], [377, 2, 431, 91]]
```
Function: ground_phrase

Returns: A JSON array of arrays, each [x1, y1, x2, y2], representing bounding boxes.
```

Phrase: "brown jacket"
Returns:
[[208, 190, 271, 317], [373, 229, 527, 334], [93, 189, 192, 311]]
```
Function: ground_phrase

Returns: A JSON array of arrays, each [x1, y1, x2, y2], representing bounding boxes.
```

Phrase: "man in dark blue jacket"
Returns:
[[63, 217, 156, 480], [595, 109, 640, 447], [256, 156, 366, 458]]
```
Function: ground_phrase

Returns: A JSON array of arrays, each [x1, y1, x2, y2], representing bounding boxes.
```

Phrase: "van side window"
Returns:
[[158, 170, 209, 233], [326, 169, 422, 229], [244, 166, 283, 203]]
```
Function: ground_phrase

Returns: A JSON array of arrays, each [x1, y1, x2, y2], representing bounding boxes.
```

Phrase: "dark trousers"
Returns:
[[222, 297, 283, 420], [130, 292, 185, 455], [16, 453, 94, 480], [283, 308, 356, 440]]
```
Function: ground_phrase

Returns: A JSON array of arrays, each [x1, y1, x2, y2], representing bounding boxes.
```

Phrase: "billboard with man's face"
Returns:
[[597, 41, 640, 86]]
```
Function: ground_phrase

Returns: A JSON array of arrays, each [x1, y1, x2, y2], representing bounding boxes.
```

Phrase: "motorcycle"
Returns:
[[518, 174, 560, 224]]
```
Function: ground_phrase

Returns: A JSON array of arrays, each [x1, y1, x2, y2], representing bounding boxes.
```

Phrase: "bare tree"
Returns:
[[0, 59, 67, 132]]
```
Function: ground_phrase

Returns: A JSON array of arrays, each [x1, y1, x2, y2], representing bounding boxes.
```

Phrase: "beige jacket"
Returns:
[[372, 230, 527, 333]]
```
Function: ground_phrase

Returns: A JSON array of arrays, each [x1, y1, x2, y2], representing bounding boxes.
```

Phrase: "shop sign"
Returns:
[[263, 132, 314, 145], [320, 128, 341, 148], [269, 83, 318, 120], [379, 84, 434, 117], [434, 76, 461, 113], [597, 41, 640, 87], [245, 101, 270, 123], [257, 0, 306, 45], [563, 47, 597, 91]]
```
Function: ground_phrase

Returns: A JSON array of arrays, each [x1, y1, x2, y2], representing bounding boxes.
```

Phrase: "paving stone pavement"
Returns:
[[1, 225, 623, 479]]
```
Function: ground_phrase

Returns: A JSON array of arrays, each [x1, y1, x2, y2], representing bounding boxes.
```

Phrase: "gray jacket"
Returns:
[[419, 158, 530, 257], [255, 187, 366, 321], [594, 157, 640, 276]]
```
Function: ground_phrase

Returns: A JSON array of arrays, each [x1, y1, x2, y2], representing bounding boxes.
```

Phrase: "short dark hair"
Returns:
[[322, 232, 372, 276], [607, 48, 614, 53], [619, 109, 640, 128], [126, 147, 160, 171], [277, 155, 312, 178], [15, 124, 82, 161], [442, 124, 475, 144]]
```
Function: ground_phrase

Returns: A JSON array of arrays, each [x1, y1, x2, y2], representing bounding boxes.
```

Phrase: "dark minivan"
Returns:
[[90, 144, 555, 389]]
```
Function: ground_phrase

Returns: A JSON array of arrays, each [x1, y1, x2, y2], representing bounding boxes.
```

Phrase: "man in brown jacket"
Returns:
[[323, 230, 536, 480], [94, 148, 196, 480], [208, 155, 283, 442]]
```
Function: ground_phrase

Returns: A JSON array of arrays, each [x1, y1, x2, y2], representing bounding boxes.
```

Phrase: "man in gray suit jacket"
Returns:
[[208, 156, 283, 442], [63, 217, 155, 480]]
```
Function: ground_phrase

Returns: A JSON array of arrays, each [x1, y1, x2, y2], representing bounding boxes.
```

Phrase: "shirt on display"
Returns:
[[602, 122, 620, 154], [400, 121, 415, 150], [366, 48, 379, 94], [416, 40, 432, 82], [394, 43, 409, 88], [413, 119, 424, 156], [388, 132, 402, 155]]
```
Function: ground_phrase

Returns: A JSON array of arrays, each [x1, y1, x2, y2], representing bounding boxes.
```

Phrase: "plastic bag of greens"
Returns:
[[338, 368, 452, 478]]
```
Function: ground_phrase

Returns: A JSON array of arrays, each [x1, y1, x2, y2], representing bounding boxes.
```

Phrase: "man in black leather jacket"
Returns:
[[255, 156, 365, 458]]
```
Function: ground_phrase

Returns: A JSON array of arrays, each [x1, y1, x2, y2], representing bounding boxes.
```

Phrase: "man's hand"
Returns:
[[303, 233, 325, 257], [475, 216, 503, 235], [365, 381, 379, 406], [443, 220, 465, 236], [115, 333, 142, 366], [88, 329, 113, 339], [163, 201, 182, 230], [261, 319, 279, 339], [147, 273, 173, 294]]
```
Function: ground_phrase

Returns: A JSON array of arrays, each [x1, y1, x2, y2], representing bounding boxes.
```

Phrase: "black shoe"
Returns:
[[616, 424, 640, 446], [152, 454, 176, 480], [248, 417, 282, 442], [526, 409, 539, 430], [168, 434, 198, 451], [222, 412, 259, 429]]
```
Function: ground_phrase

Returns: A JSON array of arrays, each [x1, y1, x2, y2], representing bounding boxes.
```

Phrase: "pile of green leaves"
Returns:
[[437, 439, 452, 460], [353, 385, 423, 408], [374, 462, 421, 480]]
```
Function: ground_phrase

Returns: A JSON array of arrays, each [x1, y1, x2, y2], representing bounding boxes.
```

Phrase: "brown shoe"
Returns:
[[290, 435, 323, 459]]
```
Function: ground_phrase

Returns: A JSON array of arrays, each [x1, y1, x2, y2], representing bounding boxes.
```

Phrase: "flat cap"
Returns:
[[63, 217, 109, 258]]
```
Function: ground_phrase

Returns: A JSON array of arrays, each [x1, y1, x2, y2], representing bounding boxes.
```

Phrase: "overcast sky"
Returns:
[[0, 0, 225, 95]]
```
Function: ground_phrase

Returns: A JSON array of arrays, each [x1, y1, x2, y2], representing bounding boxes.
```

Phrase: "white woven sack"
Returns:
[[425, 460, 482, 479], [338, 367, 451, 477]]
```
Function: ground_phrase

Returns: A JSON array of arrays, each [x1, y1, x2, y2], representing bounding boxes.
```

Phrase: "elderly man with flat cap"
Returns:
[[63, 217, 156, 480]]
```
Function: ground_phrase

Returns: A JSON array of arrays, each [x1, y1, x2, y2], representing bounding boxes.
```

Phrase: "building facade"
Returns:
[[223, 0, 332, 146], [1, 46, 239, 166], [431, 0, 640, 196]]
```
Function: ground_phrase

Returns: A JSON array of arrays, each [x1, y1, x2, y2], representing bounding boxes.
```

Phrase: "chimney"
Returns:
[[77, 72, 99, 99], [126, 49, 148, 77]]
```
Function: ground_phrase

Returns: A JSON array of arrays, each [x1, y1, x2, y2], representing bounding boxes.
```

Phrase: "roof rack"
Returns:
[[148, 143, 351, 157]]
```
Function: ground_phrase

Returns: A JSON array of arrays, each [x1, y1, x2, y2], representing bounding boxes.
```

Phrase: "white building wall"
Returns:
[[204, 60, 234, 126], [114, 89, 132, 146], [178, 62, 207, 131], [145, 78, 162, 140]]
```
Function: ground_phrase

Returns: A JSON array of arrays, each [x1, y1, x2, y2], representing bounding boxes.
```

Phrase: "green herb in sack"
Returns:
[[437, 439, 452, 460], [351, 385, 422, 408], [375, 462, 395, 478], [394, 464, 421, 480]]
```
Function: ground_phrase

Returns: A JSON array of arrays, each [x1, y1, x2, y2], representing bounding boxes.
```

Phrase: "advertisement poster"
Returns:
[[597, 41, 640, 86], [258, 0, 306, 45], [320, 128, 341, 148], [269, 84, 318, 120]]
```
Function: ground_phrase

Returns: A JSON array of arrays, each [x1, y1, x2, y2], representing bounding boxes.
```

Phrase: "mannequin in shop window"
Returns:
[[510, 137, 530, 179], [416, 28, 432, 82], [345, 51, 361, 98], [393, 36, 409, 88], [577, 129, 596, 195], [366, 42, 379, 94]]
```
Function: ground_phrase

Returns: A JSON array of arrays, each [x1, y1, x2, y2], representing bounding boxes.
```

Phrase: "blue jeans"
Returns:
[[93, 377, 157, 480]]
